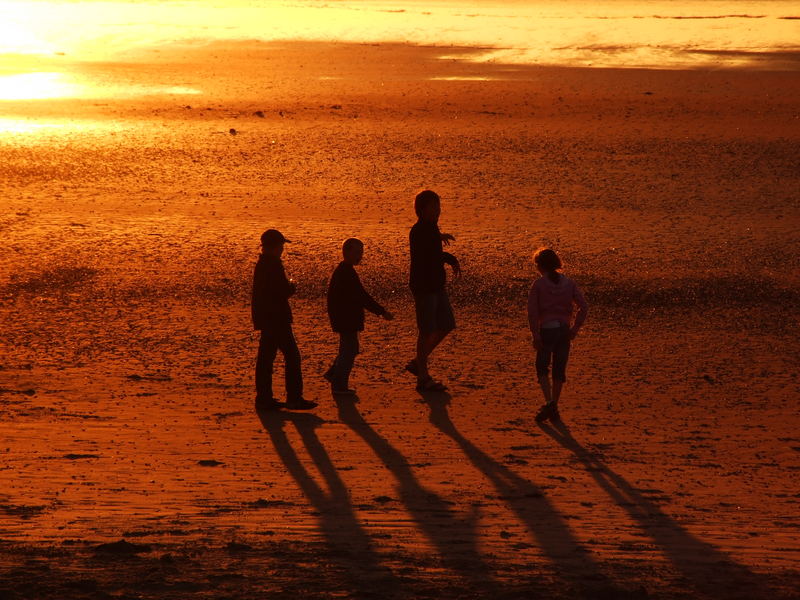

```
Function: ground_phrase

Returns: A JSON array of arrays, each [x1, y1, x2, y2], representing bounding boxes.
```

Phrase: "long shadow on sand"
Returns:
[[422, 392, 625, 598], [538, 419, 779, 599], [257, 409, 400, 598], [334, 394, 498, 596]]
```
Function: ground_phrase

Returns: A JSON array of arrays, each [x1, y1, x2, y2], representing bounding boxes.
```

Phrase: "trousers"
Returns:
[[328, 331, 359, 389], [255, 323, 303, 402]]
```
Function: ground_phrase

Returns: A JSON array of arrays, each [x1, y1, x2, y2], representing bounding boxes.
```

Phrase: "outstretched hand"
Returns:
[[441, 232, 456, 246], [450, 260, 462, 279]]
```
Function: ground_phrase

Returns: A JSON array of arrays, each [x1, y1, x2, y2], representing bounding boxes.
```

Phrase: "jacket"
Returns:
[[527, 274, 588, 341], [327, 262, 385, 333], [252, 254, 294, 329]]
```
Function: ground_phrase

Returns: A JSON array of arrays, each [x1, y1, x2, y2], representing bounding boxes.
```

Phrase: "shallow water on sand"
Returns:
[[1, 0, 799, 71]]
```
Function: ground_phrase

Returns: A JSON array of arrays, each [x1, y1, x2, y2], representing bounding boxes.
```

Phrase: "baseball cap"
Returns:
[[261, 229, 291, 247]]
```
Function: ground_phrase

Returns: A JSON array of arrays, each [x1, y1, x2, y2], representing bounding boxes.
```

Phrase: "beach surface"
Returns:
[[1, 41, 799, 598]]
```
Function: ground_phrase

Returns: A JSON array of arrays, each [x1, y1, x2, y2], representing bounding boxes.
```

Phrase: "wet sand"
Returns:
[[1, 42, 799, 598]]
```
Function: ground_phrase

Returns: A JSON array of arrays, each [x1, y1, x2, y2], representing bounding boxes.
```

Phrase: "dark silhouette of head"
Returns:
[[414, 190, 441, 222], [342, 238, 364, 266], [534, 247, 562, 283], [261, 229, 290, 257]]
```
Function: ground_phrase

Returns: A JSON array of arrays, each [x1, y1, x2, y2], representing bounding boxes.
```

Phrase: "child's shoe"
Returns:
[[534, 404, 552, 423], [255, 397, 284, 411], [285, 398, 318, 410]]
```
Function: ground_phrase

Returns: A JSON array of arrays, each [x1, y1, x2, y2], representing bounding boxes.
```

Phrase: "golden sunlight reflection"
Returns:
[[0, 16, 55, 55], [0, 72, 76, 100], [0, 1, 797, 70], [0, 71, 201, 100], [0, 116, 132, 135], [430, 76, 495, 81], [0, 117, 65, 134]]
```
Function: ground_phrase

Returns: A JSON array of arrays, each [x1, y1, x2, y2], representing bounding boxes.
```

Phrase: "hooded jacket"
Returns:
[[527, 274, 588, 341]]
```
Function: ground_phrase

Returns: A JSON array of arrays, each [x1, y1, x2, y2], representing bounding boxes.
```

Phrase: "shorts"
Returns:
[[535, 324, 571, 382], [413, 290, 456, 334]]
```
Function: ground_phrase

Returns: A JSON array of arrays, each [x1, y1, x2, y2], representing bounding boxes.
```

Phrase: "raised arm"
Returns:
[[442, 251, 461, 277]]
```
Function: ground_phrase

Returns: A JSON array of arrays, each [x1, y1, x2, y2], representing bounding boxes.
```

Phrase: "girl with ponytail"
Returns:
[[527, 248, 588, 423]]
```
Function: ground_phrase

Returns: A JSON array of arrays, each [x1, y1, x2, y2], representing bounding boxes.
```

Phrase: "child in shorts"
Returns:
[[406, 190, 461, 392], [528, 248, 588, 422]]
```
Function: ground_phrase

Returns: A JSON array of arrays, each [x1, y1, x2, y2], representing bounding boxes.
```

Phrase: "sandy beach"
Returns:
[[1, 39, 799, 598]]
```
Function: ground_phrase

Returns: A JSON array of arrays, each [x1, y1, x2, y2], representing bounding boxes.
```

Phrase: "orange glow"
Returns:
[[0, 117, 59, 133], [0, 12, 55, 55], [0, 70, 201, 101], [0, 1, 797, 69], [0, 72, 76, 100]]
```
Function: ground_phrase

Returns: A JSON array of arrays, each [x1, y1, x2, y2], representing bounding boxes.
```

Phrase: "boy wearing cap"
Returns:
[[252, 229, 317, 411], [324, 238, 394, 395]]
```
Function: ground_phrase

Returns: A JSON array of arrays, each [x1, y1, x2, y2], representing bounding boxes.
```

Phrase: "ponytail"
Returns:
[[533, 247, 563, 284]]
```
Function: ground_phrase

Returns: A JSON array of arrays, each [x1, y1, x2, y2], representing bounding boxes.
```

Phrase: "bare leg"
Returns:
[[416, 330, 449, 381], [552, 380, 564, 406], [534, 375, 556, 422], [538, 375, 553, 405]]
